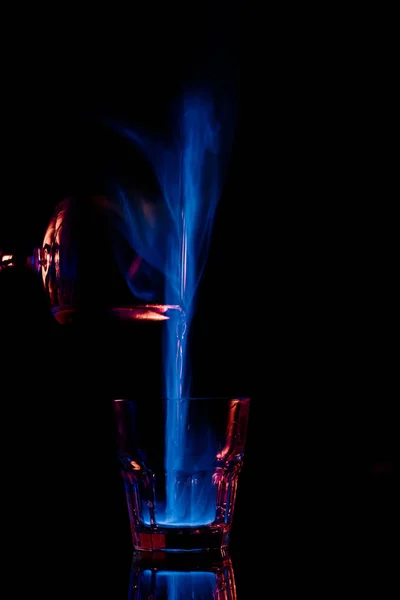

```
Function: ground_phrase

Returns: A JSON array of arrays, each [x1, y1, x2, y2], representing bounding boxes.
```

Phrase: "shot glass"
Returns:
[[113, 397, 251, 552]]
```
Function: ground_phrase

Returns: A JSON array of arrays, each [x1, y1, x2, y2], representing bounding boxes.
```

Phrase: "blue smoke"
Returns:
[[108, 89, 236, 525]]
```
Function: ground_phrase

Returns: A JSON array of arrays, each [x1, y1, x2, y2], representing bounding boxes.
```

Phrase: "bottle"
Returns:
[[29, 191, 179, 399]]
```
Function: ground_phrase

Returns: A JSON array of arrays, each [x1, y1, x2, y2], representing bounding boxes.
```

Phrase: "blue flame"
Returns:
[[108, 90, 235, 525]]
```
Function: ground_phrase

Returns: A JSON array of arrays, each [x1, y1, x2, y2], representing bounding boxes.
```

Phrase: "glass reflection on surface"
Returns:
[[128, 551, 236, 599]]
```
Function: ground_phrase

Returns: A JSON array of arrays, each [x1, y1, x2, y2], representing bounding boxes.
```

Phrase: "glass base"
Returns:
[[131, 524, 230, 553]]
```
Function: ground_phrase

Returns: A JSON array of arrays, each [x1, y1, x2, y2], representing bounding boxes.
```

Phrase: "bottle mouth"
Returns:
[[0, 252, 15, 270], [51, 304, 183, 324]]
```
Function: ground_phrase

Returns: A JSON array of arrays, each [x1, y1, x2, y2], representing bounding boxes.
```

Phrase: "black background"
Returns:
[[0, 6, 395, 595]]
